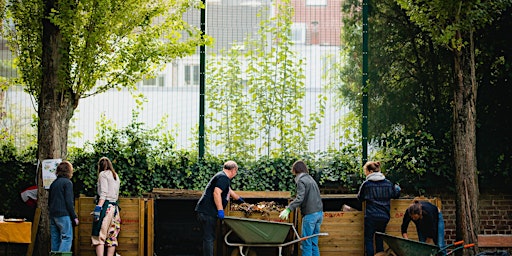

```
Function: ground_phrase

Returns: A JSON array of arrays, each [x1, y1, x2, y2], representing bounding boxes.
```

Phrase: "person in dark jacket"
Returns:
[[357, 161, 400, 256], [401, 200, 446, 255], [49, 161, 79, 252], [279, 160, 324, 256], [195, 160, 244, 256]]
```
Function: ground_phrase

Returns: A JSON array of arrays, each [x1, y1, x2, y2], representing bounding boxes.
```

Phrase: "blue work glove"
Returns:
[[238, 197, 245, 203], [217, 210, 225, 220], [394, 184, 401, 193], [93, 206, 102, 222]]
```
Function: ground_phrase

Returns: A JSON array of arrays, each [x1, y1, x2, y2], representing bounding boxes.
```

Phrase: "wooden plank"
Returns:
[[138, 198, 144, 256], [321, 194, 358, 199], [26, 208, 41, 256], [478, 235, 512, 247], [233, 191, 291, 199], [146, 198, 154, 256], [76, 197, 145, 256], [149, 189, 204, 199]]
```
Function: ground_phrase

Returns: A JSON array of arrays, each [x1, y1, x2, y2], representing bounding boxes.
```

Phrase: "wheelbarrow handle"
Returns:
[[445, 243, 476, 255], [439, 240, 465, 252], [454, 240, 464, 246], [299, 232, 329, 241]]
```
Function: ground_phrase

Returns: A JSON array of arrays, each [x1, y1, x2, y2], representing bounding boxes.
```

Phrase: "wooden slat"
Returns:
[[478, 235, 512, 247], [76, 197, 145, 256], [26, 208, 41, 256], [146, 198, 154, 256], [233, 191, 291, 199], [303, 197, 440, 256]]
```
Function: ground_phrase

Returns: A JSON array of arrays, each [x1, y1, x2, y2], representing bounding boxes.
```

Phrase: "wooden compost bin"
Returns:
[[147, 189, 293, 256], [225, 191, 293, 256], [297, 195, 441, 256], [75, 196, 146, 256], [148, 189, 204, 256], [316, 194, 364, 256]]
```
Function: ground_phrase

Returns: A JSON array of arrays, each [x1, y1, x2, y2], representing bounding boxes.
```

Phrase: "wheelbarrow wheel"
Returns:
[[230, 247, 257, 256]]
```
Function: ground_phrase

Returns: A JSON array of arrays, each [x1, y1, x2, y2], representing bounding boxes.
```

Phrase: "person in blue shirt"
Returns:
[[357, 161, 401, 256], [195, 160, 244, 256], [49, 161, 79, 252]]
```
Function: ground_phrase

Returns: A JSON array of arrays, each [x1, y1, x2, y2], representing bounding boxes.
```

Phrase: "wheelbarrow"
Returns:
[[376, 232, 475, 256], [223, 216, 328, 256]]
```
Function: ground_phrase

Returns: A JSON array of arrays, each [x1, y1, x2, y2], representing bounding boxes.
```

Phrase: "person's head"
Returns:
[[363, 161, 381, 176], [292, 160, 309, 175], [407, 200, 423, 221], [56, 161, 73, 179], [223, 160, 238, 179], [97, 157, 118, 180]]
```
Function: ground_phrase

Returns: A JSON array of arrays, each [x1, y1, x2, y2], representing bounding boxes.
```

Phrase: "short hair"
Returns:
[[223, 160, 238, 170], [407, 200, 423, 216], [292, 160, 309, 174], [56, 161, 73, 179]]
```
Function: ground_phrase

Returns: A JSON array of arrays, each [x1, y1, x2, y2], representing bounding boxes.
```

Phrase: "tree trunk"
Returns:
[[35, 0, 77, 255], [453, 29, 479, 256]]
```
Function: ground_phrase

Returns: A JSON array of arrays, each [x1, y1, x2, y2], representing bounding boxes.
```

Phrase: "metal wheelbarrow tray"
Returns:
[[376, 232, 475, 256], [223, 216, 328, 256], [376, 232, 440, 256]]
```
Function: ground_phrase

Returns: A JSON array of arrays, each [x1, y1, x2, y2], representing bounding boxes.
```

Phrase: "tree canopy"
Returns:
[[3, 0, 211, 254]]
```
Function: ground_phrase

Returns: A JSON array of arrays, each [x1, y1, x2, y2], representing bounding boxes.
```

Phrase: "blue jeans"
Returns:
[[50, 216, 73, 252], [364, 217, 389, 256], [301, 211, 323, 256], [197, 212, 217, 256], [417, 212, 446, 255]]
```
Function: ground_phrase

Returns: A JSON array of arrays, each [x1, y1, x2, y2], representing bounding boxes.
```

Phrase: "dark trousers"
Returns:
[[197, 212, 217, 256], [364, 217, 389, 256]]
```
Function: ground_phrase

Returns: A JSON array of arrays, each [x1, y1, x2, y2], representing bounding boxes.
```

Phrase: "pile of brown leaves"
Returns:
[[230, 201, 286, 217]]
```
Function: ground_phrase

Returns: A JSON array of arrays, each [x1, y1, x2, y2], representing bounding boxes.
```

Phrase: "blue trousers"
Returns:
[[50, 216, 73, 252], [301, 211, 323, 256]]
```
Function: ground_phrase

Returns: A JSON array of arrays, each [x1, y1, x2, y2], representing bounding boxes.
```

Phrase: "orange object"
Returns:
[[0, 221, 32, 243], [453, 240, 464, 246]]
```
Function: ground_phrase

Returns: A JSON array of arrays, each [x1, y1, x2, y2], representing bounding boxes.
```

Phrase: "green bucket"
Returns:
[[49, 252, 72, 256]]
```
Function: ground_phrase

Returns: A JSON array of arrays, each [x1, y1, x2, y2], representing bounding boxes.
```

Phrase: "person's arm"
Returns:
[[287, 180, 306, 211], [213, 187, 224, 211], [401, 210, 411, 239], [229, 188, 243, 201], [97, 172, 108, 207]]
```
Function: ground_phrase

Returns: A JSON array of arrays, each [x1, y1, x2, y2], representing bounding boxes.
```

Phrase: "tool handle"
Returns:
[[454, 240, 464, 246]]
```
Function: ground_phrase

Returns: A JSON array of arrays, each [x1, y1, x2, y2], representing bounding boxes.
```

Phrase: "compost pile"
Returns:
[[230, 201, 286, 217]]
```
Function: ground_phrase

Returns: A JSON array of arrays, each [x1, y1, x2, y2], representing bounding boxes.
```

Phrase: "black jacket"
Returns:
[[49, 176, 78, 219]]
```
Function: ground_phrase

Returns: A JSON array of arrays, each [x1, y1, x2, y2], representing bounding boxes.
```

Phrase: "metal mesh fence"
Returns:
[[1, 0, 348, 156]]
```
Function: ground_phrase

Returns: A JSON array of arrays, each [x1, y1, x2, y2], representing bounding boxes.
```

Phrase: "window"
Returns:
[[291, 23, 306, 44], [142, 75, 165, 87], [185, 65, 199, 86], [306, 0, 327, 5]]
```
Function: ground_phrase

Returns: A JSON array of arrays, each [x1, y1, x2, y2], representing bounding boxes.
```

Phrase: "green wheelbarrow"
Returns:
[[376, 232, 475, 256], [223, 216, 328, 256]]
